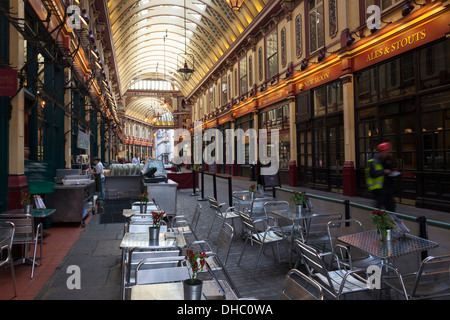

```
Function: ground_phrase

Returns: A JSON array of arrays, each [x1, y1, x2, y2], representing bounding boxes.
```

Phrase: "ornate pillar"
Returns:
[[288, 98, 298, 187], [342, 74, 356, 196]]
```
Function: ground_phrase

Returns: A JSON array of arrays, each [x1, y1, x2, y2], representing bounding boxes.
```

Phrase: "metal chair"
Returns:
[[170, 203, 202, 241], [0, 221, 17, 297], [185, 240, 240, 298], [294, 238, 371, 300], [248, 197, 274, 221], [264, 201, 300, 265], [207, 198, 240, 239], [304, 213, 342, 249], [237, 212, 288, 278], [0, 213, 43, 279], [121, 249, 181, 299], [135, 255, 189, 285], [216, 222, 234, 265], [280, 269, 324, 300], [384, 253, 450, 300], [327, 219, 381, 269]]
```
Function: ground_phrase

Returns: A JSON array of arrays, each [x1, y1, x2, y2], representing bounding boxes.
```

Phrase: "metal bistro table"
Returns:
[[338, 230, 439, 264], [269, 209, 318, 264], [131, 280, 239, 300], [338, 229, 439, 294]]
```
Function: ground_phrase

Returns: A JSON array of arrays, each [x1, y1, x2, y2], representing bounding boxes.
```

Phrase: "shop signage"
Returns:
[[259, 90, 287, 109], [365, 29, 427, 63], [234, 101, 256, 118], [218, 112, 232, 125], [294, 62, 341, 94], [354, 8, 450, 71], [77, 130, 90, 150], [0, 69, 17, 96]]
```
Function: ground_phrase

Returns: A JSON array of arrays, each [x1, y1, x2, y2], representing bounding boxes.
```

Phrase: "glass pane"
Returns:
[[357, 68, 378, 105], [314, 87, 326, 116], [420, 40, 450, 90], [421, 91, 450, 113]]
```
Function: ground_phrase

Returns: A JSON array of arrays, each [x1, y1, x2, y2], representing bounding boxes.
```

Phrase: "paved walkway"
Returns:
[[34, 173, 449, 300]]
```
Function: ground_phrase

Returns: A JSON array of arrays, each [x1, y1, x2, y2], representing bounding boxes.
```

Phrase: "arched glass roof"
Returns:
[[107, 0, 270, 121]]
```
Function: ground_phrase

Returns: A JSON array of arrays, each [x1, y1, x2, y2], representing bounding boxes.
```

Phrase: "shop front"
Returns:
[[294, 61, 344, 191], [350, 3, 450, 210]]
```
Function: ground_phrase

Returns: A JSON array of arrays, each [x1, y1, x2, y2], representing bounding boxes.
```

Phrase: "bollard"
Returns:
[[213, 174, 217, 201], [190, 170, 198, 196], [344, 200, 350, 226], [198, 170, 207, 201], [227, 177, 233, 207], [417, 216, 428, 261]]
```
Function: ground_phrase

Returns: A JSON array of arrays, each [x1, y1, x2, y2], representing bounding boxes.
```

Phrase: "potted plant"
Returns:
[[290, 191, 306, 214], [20, 191, 33, 214], [149, 211, 165, 240], [371, 209, 396, 241], [183, 250, 207, 300], [138, 192, 149, 213]]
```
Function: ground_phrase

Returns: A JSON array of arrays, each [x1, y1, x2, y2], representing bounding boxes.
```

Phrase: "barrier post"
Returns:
[[213, 173, 217, 201], [198, 170, 207, 201], [417, 216, 428, 260], [190, 170, 198, 196], [228, 177, 232, 207]]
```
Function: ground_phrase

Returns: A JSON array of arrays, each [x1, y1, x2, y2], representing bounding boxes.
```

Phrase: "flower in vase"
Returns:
[[290, 191, 306, 205], [371, 209, 396, 239], [248, 184, 256, 193], [138, 192, 149, 203], [151, 211, 165, 228], [185, 250, 207, 284]]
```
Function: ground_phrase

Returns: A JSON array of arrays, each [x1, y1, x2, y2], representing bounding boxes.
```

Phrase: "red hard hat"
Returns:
[[377, 142, 391, 151]]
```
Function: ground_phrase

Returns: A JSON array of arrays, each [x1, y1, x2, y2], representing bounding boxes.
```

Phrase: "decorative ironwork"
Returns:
[[281, 27, 286, 68], [295, 14, 302, 59], [329, 0, 338, 38], [258, 46, 263, 81]]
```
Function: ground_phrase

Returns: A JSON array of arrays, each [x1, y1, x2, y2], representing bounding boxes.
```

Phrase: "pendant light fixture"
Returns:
[[177, 0, 195, 81], [226, 0, 245, 11]]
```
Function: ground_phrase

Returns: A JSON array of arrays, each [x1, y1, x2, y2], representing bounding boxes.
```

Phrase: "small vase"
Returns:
[[183, 279, 203, 300], [295, 204, 302, 214], [148, 226, 160, 240], [250, 192, 254, 200], [378, 228, 387, 241], [24, 204, 33, 214]]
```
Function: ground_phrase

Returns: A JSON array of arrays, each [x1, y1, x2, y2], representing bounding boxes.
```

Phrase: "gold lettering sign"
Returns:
[[366, 29, 426, 63], [299, 71, 330, 91]]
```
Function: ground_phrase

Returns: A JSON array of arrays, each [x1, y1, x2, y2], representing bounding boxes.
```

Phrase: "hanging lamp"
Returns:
[[177, 0, 195, 81]]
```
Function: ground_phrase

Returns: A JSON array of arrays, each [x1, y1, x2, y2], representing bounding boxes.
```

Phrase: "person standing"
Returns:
[[132, 153, 140, 164], [365, 142, 399, 210], [93, 157, 105, 204]]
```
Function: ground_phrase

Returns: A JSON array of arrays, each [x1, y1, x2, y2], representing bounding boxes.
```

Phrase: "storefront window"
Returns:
[[308, 0, 324, 53], [239, 57, 247, 94], [313, 80, 342, 116], [266, 30, 278, 79], [379, 53, 415, 99], [421, 91, 450, 171], [357, 67, 378, 105], [420, 40, 450, 90], [381, 0, 402, 11]]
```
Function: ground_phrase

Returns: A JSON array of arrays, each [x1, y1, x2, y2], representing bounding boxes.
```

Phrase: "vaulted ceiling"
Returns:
[[104, 0, 271, 121]]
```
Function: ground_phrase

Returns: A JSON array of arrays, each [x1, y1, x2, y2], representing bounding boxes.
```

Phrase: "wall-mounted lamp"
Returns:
[[80, 9, 89, 26], [346, 31, 362, 46], [300, 59, 308, 71], [317, 50, 326, 62], [402, 0, 415, 17]]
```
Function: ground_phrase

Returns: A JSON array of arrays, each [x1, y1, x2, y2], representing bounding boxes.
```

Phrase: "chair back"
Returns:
[[327, 219, 369, 261], [0, 214, 36, 243], [305, 213, 342, 243], [0, 221, 15, 253], [191, 203, 202, 231], [210, 203, 224, 218], [250, 197, 274, 217], [411, 253, 450, 299], [135, 256, 189, 285], [294, 239, 333, 289], [264, 201, 291, 227], [217, 223, 234, 265], [280, 269, 324, 300], [240, 212, 264, 243]]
